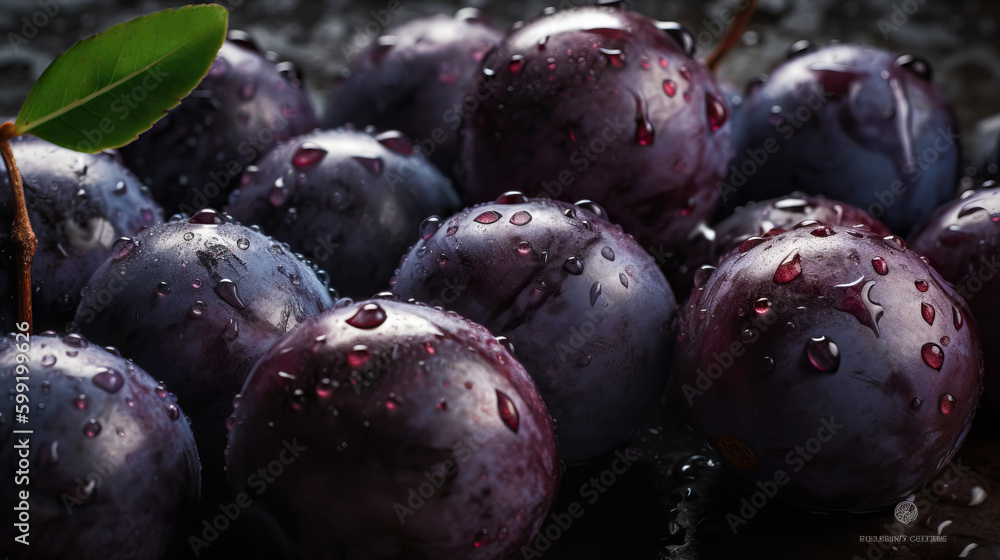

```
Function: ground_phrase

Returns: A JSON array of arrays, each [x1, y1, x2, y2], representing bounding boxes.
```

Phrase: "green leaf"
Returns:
[[14, 4, 228, 153]]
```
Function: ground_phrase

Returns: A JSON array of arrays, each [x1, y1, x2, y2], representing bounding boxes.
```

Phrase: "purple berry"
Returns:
[[0, 135, 162, 332], [225, 128, 459, 298], [671, 223, 982, 511], [392, 194, 677, 461], [323, 10, 502, 181], [225, 298, 559, 559], [725, 43, 960, 234], [0, 332, 199, 560], [461, 5, 732, 258], [909, 183, 1000, 407], [119, 32, 318, 215], [72, 210, 335, 487]]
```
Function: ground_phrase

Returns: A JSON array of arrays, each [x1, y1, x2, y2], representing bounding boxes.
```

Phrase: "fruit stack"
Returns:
[[1, 2, 999, 559]]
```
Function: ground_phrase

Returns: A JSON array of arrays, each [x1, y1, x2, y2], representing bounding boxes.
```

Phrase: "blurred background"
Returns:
[[1, 0, 999, 155]]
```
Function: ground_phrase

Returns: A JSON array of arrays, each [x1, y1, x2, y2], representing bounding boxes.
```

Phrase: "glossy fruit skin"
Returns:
[[71, 210, 335, 488], [119, 33, 318, 215], [461, 5, 732, 257], [224, 128, 460, 299], [392, 195, 677, 461], [0, 332, 200, 560], [677, 193, 891, 302], [725, 44, 960, 235], [225, 298, 559, 560], [0, 135, 162, 332], [322, 10, 502, 182], [670, 223, 982, 512], [909, 185, 1000, 406]]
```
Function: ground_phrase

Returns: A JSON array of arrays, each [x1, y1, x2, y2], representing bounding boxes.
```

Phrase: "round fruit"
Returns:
[[0, 332, 200, 560], [225, 128, 459, 298], [671, 223, 982, 512], [725, 43, 960, 234], [323, 9, 502, 182], [461, 5, 732, 258], [119, 31, 318, 215], [392, 194, 677, 461], [226, 297, 559, 559], [0, 135, 162, 332]]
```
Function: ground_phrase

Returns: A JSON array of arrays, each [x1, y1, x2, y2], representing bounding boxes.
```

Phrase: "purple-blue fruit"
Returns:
[[226, 297, 559, 559], [726, 43, 960, 234], [119, 32, 318, 215], [461, 5, 732, 257], [0, 332, 199, 560], [392, 194, 677, 461], [323, 10, 502, 182], [671, 223, 982, 512], [72, 210, 335, 485], [225, 128, 459, 298]]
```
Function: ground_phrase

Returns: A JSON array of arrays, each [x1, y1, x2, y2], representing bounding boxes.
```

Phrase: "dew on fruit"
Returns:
[[912, 397, 923, 410], [446, 225, 458, 236], [214, 279, 248, 310], [111, 237, 137, 261], [922, 343, 944, 370], [73, 394, 88, 410], [883, 235, 906, 250], [806, 336, 840, 373], [508, 54, 525, 73], [941, 336, 950, 346], [590, 282, 602, 306], [496, 389, 519, 433], [871, 256, 888, 275], [155, 282, 170, 296], [420, 216, 443, 240], [739, 236, 765, 253], [347, 303, 388, 328], [83, 419, 101, 438], [41, 354, 56, 367], [811, 225, 836, 237], [517, 241, 531, 254], [662, 79, 677, 97], [754, 297, 772, 314], [915, 280, 929, 292], [237, 237, 250, 250], [601, 246, 615, 261], [496, 191, 529, 204], [774, 251, 802, 283], [166, 403, 181, 421], [563, 257, 584, 275], [509, 211, 532, 226], [619, 273, 629, 288], [473, 528, 490, 548], [599, 47, 624, 67], [189, 301, 207, 318], [939, 393, 955, 414], [921, 302, 936, 325], [353, 155, 384, 176], [292, 143, 328, 168], [474, 210, 502, 224], [705, 93, 728, 131], [92, 369, 124, 393], [760, 356, 775, 372], [953, 306, 964, 330]]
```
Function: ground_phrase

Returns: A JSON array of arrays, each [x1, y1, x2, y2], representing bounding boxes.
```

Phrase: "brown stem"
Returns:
[[0, 122, 35, 334], [706, 0, 759, 72]]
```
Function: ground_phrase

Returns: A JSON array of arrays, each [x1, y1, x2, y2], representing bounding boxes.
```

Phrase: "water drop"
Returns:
[[508, 54, 525, 73], [619, 273, 628, 288], [496, 390, 519, 433], [190, 300, 207, 318], [353, 155, 384, 176], [41, 354, 56, 367], [111, 237, 137, 261], [63, 334, 88, 348], [883, 235, 906, 250], [921, 302, 935, 325], [473, 528, 490, 548], [292, 143, 327, 168], [912, 397, 923, 410], [189, 209, 223, 224], [166, 404, 180, 421], [563, 257, 584, 275], [953, 306, 964, 330], [214, 279, 247, 310], [237, 237, 250, 250], [705, 93, 728, 131], [662, 79, 677, 97], [495, 191, 529, 204], [871, 256, 888, 275], [601, 246, 615, 261], [754, 298, 772, 314], [347, 345, 371, 368], [83, 419, 101, 438], [420, 216, 442, 240], [915, 280, 928, 292], [517, 241, 531, 254], [939, 393, 955, 414], [347, 303, 387, 328], [73, 394, 88, 410], [739, 236, 765, 253], [810, 225, 836, 237], [92, 369, 123, 393], [941, 336, 950, 346], [446, 225, 458, 236], [806, 336, 840, 373], [474, 210, 502, 224], [509, 211, 532, 226], [156, 282, 170, 296], [600, 47, 624, 67], [590, 282, 602, 306], [774, 251, 802, 283], [922, 343, 944, 370]]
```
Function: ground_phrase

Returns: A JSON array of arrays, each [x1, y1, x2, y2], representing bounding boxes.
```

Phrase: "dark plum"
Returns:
[[72, 210, 335, 488], [0, 135, 162, 332], [392, 194, 677, 461], [323, 10, 502, 181], [670, 223, 982, 512], [0, 332, 199, 560], [119, 31, 318, 215], [725, 43, 960, 234], [225, 128, 459, 298], [909, 184, 1000, 407], [461, 5, 732, 258], [225, 297, 559, 559], [677, 193, 890, 301]]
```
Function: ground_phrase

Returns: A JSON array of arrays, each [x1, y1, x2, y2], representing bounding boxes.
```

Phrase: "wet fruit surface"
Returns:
[[0, 135, 163, 332], [0, 333, 200, 560], [71, 210, 335, 492], [323, 10, 502, 182], [671, 223, 982, 511], [461, 5, 732, 259], [225, 128, 460, 298], [725, 44, 960, 235], [119, 33, 318, 215], [392, 195, 677, 461], [225, 298, 559, 559]]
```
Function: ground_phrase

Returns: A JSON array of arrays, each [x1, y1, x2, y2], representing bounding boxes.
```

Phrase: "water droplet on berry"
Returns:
[[473, 528, 490, 548], [883, 235, 906, 250], [739, 237, 765, 253], [620, 273, 629, 288], [236, 237, 250, 250], [446, 225, 458, 236], [774, 251, 802, 283], [705, 93, 728, 131], [215, 279, 247, 310], [83, 419, 101, 437], [915, 280, 929, 292], [347, 303, 387, 328], [292, 143, 327, 168], [420, 216, 442, 240], [912, 397, 923, 410], [662, 79, 677, 97], [953, 306, 964, 330], [508, 54, 525, 73], [495, 191, 529, 204], [754, 298, 772, 314], [92, 369, 123, 393], [601, 246, 615, 261], [939, 393, 955, 414], [41, 354, 56, 367], [590, 282, 602, 306], [940, 336, 950, 346], [806, 336, 840, 373], [166, 404, 180, 421], [872, 257, 888, 275], [517, 241, 531, 255], [922, 343, 944, 370], [111, 237, 137, 261], [921, 303, 936, 325], [189, 209, 223, 224], [353, 155, 383, 176], [474, 210, 502, 224], [563, 257, 584, 275], [509, 211, 531, 226], [155, 282, 170, 296], [496, 389, 519, 433], [347, 345, 371, 368], [73, 394, 88, 410]]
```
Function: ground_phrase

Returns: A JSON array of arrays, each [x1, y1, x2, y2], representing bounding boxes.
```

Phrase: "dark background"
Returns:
[[1, 1, 999, 559]]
